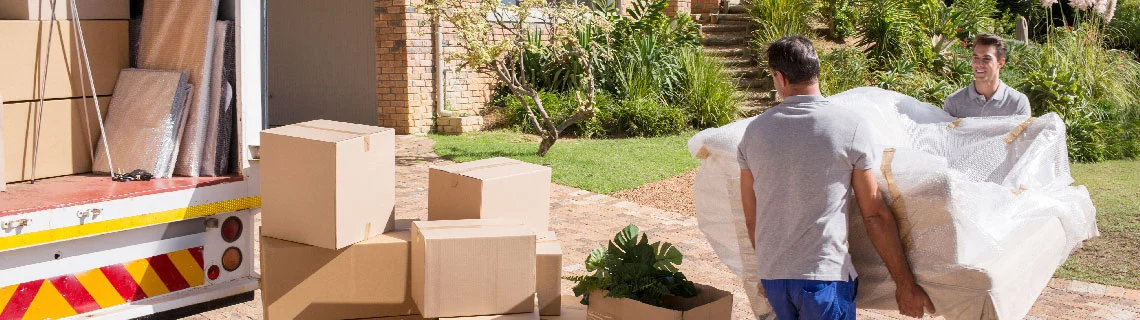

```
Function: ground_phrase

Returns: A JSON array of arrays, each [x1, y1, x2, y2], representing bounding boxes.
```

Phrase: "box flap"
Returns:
[[537, 241, 562, 256], [263, 119, 391, 143], [414, 219, 534, 241], [431, 157, 550, 181]]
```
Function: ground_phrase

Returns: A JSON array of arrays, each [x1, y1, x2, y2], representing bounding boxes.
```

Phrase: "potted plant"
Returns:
[[566, 225, 733, 320]]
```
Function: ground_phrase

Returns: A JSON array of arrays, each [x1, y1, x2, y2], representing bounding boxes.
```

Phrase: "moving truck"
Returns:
[[0, 0, 266, 318]]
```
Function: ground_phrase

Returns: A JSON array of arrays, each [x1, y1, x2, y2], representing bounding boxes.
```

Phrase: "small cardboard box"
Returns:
[[3, 97, 109, 183], [586, 284, 733, 320], [0, 0, 128, 20], [428, 157, 551, 233], [261, 119, 396, 250], [0, 20, 128, 102], [260, 231, 418, 320], [411, 219, 537, 318], [365, 310, 540, 320], [539, 296, 588, 320], [536, 232, 563, 316]]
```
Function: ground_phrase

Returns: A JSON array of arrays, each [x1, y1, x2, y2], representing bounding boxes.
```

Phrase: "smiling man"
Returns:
[[943, 34, 1031, 118]]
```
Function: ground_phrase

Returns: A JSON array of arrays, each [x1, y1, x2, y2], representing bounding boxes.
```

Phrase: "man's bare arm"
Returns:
[[740, 169, 757, 248], [852, 168, 935, 318]]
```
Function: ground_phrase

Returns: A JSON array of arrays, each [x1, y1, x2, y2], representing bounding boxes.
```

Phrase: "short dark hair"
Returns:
[[767, 36, 820, 85], [973, 34, 1008, 60]]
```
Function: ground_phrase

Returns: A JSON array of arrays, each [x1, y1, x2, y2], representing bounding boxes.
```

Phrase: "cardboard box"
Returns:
[[261, 119, 396, 250], [1, 95, 4, 191], [586, 284, 732, 320], [0, 0, 128, 20], [428, 157, 551, 233], [0, 20, 128, 102], [539, 296, 588, 320], [364, 311, 540, 320], [3, 96, 108, 183], [536, 233, 562, 316], [411, 219, 536, 318], [260, 231, 418, 320]]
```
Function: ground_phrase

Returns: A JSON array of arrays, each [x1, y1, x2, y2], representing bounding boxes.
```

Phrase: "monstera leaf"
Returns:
[[566, 224, 698, 307]]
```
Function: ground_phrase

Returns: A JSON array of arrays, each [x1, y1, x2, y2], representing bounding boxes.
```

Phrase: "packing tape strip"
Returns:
[[880, 148, 914, 252], [440, 160, 525, 188], [1003, 117, 1037, 144], [694, 146, 710, 159], [948, 118, 963, 128], [293, 123, 373, 152]]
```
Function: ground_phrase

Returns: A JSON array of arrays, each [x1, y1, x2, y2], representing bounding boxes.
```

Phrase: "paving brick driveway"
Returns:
[[182, 136, 1139, 320]]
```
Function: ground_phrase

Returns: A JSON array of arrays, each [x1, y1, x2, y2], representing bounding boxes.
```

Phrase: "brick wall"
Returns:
[[376, 0, 695, 135], [691, 0, 719, 17], [666, 0, 691, 17]]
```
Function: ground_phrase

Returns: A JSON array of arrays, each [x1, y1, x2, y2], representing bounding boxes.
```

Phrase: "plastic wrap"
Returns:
[[690, 87, 1098, 319], [201, 21, 231, 177], [93, 69, 190, 178], [137, 0, 220, 177]]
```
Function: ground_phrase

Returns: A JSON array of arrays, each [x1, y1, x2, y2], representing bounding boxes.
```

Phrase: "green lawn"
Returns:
[[1057, 159, 1140, 289], [430, 131, 700, 194]]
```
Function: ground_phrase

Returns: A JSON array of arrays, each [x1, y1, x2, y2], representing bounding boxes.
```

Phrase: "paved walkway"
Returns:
[[185, 136, 1140, 320]]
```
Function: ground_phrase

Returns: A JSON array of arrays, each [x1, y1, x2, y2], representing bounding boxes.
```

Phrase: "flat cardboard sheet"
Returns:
[[3, 97, 109, 183], [261, 119, 396, 250], [411, 219, 537, 318], [0, 20, 128, 102], [0, 0, 128, 20], [260, 232, 418, 320], [428, 157, 551, 233]]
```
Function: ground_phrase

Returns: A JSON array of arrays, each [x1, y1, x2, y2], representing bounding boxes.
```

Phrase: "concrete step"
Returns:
[[710, 13, 752, 25], [738, 77, 773, 89], [724, 5, 748, 14], [700, 24, 748, 33], [720, 56, 757, 68], [701, 36, 748, 47], [703, 46, 750, 58], [724, 67, 761, 78]]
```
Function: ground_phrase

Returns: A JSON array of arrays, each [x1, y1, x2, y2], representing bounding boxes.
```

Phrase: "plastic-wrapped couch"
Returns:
[[689, 87, 1099, 319]]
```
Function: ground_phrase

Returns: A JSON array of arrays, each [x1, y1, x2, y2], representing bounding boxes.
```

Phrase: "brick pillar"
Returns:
[[666, 0, 691, 17]]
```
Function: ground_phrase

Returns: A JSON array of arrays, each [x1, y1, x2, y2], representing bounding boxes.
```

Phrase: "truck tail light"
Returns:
[[222, 247, 242, 272], [221, 216, 243, 243]]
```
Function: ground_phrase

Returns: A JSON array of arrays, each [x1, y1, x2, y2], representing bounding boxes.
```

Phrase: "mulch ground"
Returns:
[[610, 169, 698, 216]]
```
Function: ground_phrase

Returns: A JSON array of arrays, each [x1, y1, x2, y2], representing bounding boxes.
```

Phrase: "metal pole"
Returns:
[[71, 0, 116, 177], [30, 0, 61, 184]]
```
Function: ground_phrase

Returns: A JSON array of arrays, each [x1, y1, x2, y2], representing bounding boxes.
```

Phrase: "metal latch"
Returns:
[[2, 219, 30, 230], [77, 208, 102, 219]]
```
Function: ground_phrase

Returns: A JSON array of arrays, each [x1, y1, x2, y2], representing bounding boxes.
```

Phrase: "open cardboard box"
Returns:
[[586, 284, 733, 320]]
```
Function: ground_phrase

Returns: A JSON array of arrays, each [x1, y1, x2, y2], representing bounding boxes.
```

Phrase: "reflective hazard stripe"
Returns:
[[0, 247, 205, 319]]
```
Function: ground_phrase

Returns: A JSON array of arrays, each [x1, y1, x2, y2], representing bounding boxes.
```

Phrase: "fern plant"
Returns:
[[566, 224, 698, 307]]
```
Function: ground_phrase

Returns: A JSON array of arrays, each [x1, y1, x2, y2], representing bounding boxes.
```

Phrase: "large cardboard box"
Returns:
[[536, 232, 563, 316], [411, 219, 536, 318], [0, 0, 128, 20], [585, 284, 732, 320], [0, 20, 128, 102], [365, 311, 540, 320], [260, 231, 418, 320], [428, 157, 551, 233], [1, 95, 4, 191], [261, 119, 396, 250], [3, 97, 108, 183]]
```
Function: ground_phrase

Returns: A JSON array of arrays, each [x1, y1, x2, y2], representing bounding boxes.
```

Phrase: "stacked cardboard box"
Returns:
[[260, 130, 562, 319], [260, 120, 407, 320], [0, 19, 129, 183], [427, 157, 564, 317]]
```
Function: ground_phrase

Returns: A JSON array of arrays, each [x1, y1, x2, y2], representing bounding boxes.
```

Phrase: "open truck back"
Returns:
[[0, 0, 266, 318]]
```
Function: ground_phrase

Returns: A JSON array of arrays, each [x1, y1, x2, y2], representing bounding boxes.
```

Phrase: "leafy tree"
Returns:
[[419, 0, 610, 156]]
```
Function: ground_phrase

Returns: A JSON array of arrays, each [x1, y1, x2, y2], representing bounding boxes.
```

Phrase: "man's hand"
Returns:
[[896, 282, 936, 318]]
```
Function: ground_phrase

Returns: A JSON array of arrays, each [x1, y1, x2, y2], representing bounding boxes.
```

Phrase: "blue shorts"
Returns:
[[760, 278, 858, 320]]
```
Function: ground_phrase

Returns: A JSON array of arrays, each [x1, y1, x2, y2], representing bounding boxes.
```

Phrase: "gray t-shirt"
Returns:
[[737, 95, 876, 281], [944, 81, 1031, 118]]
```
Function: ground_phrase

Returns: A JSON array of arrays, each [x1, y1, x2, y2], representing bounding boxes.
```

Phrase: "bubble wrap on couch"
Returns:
[[688, 87, 1098, 319]]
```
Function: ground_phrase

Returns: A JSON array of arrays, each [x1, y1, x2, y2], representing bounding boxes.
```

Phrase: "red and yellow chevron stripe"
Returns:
[[0, 247, 204, 320]]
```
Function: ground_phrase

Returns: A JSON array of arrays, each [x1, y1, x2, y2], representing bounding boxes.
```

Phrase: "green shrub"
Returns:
[[822, 0, 858, 40], [820, 47, 873, 95], [677, 47, 741, 128], [749, 0, 814, 62], [608, 97, 690, 137], [1108, 0, 1140, 54]]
